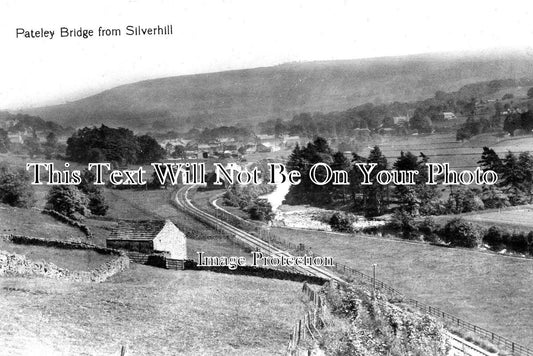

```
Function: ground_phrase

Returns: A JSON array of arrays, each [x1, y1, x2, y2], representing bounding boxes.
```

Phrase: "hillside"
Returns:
[[24, 50, 533, 130], [0, 267, 304, 355]]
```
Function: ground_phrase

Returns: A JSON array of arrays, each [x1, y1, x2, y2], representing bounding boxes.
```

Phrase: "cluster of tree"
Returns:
[[45, 170, 108, 218], [478, 147, 533, 205], [285, 137, 533, 221], [222, 184, 274, 222], [0, 112, 71, 135], [455, 117, 494, 141], [20, 131, 65, 159], [66, 125, 165, 165], [0, 164, 35, 208], [386, 216, 533, 255], [503, 110, 533, 135], [284, 137, 350, 206], [0, 129, 9, 153]]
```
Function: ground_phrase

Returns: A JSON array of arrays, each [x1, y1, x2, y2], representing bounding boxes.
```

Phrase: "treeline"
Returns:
[[66, 125, 165, 165], [368, 216, 533, 255], [0, 112, 71, 135]]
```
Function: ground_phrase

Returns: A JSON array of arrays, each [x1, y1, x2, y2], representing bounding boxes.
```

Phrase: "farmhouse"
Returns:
[[107, 219, 187, 261]]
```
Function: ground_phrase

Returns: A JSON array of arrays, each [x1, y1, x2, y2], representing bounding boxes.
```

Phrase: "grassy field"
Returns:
[[433, 206, 533, 231], [270, 226, 533, 346], [0, 240, 114, 271], [0, 205, 87, 241], [0, 266, 305, 355], [357, 133, 533, 170]]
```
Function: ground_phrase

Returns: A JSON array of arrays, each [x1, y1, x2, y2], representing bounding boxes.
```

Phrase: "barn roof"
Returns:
[[109, 219, 169, 241]]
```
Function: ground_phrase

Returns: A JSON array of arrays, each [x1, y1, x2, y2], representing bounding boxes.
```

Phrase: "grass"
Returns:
[[0, 204, 87, 241], [0, 240, 114, 271], [432, 206, 533, 232], [0, 266, 305, 355], [269, 226, 533, 347]]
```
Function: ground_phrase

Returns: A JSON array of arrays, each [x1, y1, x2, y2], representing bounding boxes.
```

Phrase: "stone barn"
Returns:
[[107, 219, 187, 268]]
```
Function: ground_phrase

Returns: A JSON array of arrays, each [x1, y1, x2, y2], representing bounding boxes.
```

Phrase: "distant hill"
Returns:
[[23, 51, 533, 130]]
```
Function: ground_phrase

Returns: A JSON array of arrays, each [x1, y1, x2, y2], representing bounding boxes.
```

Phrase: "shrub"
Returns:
[[329, 212, 355, 233], [483, 227, 531, 253], [483, 226, 510, 249], [391, 209, 417, 239], [418, 216, 442, 242], [247, 198, 274, 222], [0, 166, 35, 208], [87, 189, 109, 216], [442, 218, 482, 248], [45, 185, 89, 218]]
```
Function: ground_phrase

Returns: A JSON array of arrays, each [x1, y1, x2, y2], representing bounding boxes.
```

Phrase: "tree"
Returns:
[[137, 134, 166, 163], [45, 132, 58, 147], [24, 135, 41, 158], [0, 165, 35, 208], [410, 113, 433, 133], [446, 187, 484, 214], [481, 185, 510, 209], [67, 125, 141, 164], [43, 132, 59, 158], [86, 188, 109, 216], [442, 218, 482, 248], [478, 147, 503, 173], [391, 209, 417, 239], [171, 145, 186, 159], [45, 185, 89, 218], [248, 198, 274, 222], [284, 137, 336, 206], [0, 129, 9, 153], [360, 146, 388, 217], [329, 212, 355, 233], [78, 169, 109, 216]]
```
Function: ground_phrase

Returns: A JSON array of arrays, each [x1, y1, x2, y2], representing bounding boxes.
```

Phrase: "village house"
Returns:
[[441, 112, 457, 120], [392, 116, 409, 125], [256, 134, 281, 152], [107, 219, 187, 268]]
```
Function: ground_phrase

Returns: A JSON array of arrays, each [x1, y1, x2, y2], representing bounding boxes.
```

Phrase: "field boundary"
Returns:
[[0, 234, 129, 282]]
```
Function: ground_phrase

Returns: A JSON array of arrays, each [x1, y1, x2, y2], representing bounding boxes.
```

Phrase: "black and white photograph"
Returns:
[[1, 0, 533, 355]]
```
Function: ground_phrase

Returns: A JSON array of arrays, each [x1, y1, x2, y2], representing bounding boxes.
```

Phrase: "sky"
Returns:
[[1, 0, 533, 110]]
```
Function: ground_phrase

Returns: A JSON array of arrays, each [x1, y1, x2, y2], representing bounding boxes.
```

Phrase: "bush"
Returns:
[[87, 189, 109, 216], [329, 212, 355, 233], [483, 226, 510, 249], [418, 216, 442, 242], [45, 185, 89, 218], [483, 226, 531, 253], [442, 218, 482, 248], [0, 166, 35, 208], [247, 198, 274, 222], [391, 209, 418, 240]]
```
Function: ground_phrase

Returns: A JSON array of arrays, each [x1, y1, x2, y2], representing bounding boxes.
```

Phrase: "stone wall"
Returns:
[[0, 234, 129, 282]]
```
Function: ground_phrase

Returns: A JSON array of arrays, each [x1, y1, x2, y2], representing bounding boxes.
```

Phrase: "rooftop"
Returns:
[[109, 219, 169, 241]]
